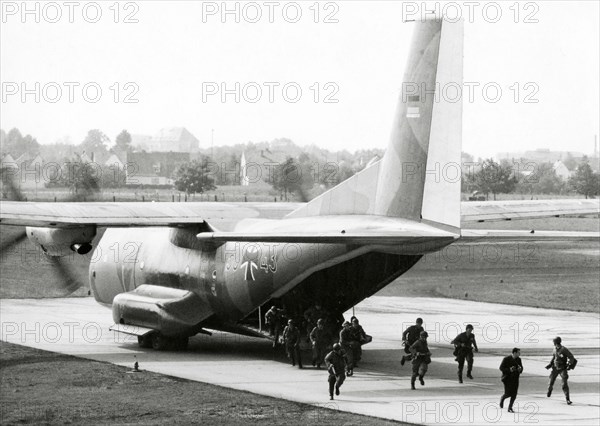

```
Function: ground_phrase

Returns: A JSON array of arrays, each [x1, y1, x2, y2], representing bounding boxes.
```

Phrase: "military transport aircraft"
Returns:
[[1, 18, 598, 350]]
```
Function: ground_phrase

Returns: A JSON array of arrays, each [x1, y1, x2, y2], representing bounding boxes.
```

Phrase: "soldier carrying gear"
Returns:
[[451, 324, 479, 383], [339, 321, 355, 376], [349, 317, 371, 366], [545, 336, 577, 404], [409, 330, 431, 390], [310, 318, 330, 368], [264, 305, 283, 347], [401, 318, 424, 366], [325, 343, 347, 400], [282, 319, 303, 369]]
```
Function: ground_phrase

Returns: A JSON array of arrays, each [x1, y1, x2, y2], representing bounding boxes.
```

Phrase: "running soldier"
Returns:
[[500, 348, 523, 413], [282, 319, 303, 369], [546, 336, 577, 405], [451, 324, 479, 383], [409, 330, 431, 390], [401, 318, 424, 366], [325, 343, 347, 400]]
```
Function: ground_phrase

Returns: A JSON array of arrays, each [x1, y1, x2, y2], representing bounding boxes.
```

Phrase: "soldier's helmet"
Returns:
[[317, 319, 324, 325], [343, 321, 351, 327], [416, 317, 423, 324], [333, 343, 342, 351], [466, 324, 474, 330], [420, 331, 429, 338], [288, 319, 294, 325], [553, 336, 562, 345]]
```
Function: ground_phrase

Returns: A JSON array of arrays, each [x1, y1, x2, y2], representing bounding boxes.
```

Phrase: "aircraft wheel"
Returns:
[[173, 337, 189, 351], [138, 335, 152, 348], [151, 333, 169, 350]]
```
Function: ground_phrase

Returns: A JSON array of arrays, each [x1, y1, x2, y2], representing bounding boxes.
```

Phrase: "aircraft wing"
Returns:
[[0, 198, 597, 228], [461, 199, 599, 222], [0, 201, 300, 228], [460, 229, 599, 242]]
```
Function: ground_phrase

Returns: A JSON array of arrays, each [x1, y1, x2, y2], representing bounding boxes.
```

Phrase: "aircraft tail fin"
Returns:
[[288, 18, 463, 230]]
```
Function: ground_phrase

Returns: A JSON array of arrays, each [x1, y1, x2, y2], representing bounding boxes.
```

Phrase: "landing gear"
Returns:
[[143, 333, 189, 351], [152, 333, 169, 350], [137, 335, 152, 348]]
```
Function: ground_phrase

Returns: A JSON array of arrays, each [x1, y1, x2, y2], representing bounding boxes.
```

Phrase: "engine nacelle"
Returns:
[[26, 226, 96, 257]]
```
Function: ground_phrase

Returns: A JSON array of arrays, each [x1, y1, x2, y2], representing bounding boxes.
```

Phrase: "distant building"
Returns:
[[496, 149, 585, 164], [240, 152, 249, 186], [131, 134, 152, 150], [1, 152, 45, 190], [0, 153, 17, 170], [552, 160, 571, 180], [132, 127, 199, 153], [126, 151, 190, 186]]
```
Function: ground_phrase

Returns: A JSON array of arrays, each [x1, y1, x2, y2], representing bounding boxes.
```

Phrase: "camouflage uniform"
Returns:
[[401, 321, 424, 365], [310, 321, 330, 368], [409, 332, 431, 389], [325, 345, 347, 400], [282, 322, 303, 368], [339, 323, 355, 375], [264, 306, 283, 346], [546, 339, 576, 403], [451, 327, 478, 382]]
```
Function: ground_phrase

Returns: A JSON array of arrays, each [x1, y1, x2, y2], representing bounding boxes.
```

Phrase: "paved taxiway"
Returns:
[[1, 296, 599, 425]]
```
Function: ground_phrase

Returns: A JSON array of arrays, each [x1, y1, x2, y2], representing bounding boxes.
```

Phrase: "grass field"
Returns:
[[0, 341, 405, 426]]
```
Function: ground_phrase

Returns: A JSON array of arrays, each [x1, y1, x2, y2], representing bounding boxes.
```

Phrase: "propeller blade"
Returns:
[[0, 230, 28, 254], [46, 255, 83, 295], [1, 166, 26, 201]]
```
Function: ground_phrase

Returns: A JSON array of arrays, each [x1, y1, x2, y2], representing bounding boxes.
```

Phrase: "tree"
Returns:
[[516, 162, 566, 195], [80, 129, 109, 157], [471, 159, 518, 200], [0, 129, 6, 152], [20, 135, 40, 156], [115, 130, 132, 152], [173, 157, 216, 194], [45, 157, 101, 199], [268, 156, 315, 201], [569, 162, 599, 198]]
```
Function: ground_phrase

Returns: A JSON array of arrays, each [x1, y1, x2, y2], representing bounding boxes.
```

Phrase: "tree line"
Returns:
[[1, 127, 598, 200]]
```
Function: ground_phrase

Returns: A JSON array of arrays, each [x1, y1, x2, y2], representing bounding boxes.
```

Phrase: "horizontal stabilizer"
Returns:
[[197, 215, 458, 253]]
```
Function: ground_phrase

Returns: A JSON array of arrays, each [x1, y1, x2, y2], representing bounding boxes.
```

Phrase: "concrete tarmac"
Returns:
[[1, 296, 599, 425]]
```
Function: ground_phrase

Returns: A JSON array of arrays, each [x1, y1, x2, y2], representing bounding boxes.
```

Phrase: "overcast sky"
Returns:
[[1, 0, 598, 158]]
